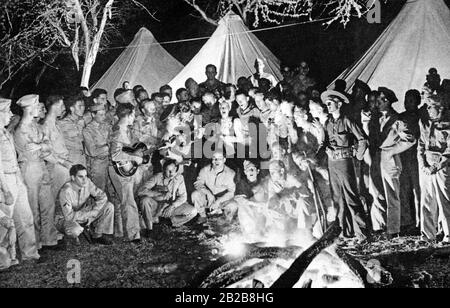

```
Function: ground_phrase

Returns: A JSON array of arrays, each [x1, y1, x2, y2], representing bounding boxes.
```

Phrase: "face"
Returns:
[[309, 102, 322, 119], [211, 152, 225, 169], [137, 91, 149, 103], [53, 100, 66, 118], [0, 110, 13, 127], [268, 99, 279, 112], [163, 95, 171, 105], [72, 169, 89, 187], [202, 94, 216, 107], [311, 89, 321, 99], [244, 162, 259, 183], [143, 101, 156, 116], [368, 94, 378, 112], [269, 163, 284, 182], [281, 66, 292, 79], [325, 98, 341, 113], [29, 103, 40, 118], [38, 102, 46, 119], [178, 90, 189, 102], [236, 94, 249, 110], [191, 101, 202, 115], [219, 102, 230, 117], [164, 163, 178, 179], [93, 109, 106, 123], [255, 60, 265, 73], [162, 88, 172, 99], [71, 100, 85, 117], [404, 94, 419, 112], [254, 94, 266, 110], [427, 104, 443, 120], [206, 66, 217, 81], [377, 93, 390, 112], [271, 145, 284, 160], [82, 89, 91, 97], [95, 94, 108, 106], [123, 82, 131, 90], [299, 62, 310, 76], [298, 93, 309, 107]]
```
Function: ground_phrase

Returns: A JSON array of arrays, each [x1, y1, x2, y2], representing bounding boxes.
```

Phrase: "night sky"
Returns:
[[28, 0, 450, 98]]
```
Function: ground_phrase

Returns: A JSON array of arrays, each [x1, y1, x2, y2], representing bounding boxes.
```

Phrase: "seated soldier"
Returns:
[[56, 165, 114, 245], [192, 150, 236, 224], [0, 208, 18, 270], [138, 160, 197, 237]]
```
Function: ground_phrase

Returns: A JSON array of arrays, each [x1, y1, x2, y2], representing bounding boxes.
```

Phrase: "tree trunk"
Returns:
[[80, 57, 94, 88]]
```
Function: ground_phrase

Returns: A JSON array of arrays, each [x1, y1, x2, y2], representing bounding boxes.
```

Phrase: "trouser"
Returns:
[[191, 189, 222, 217], [87, 157, 109, 192], [47, 163, 70, 200], [399, 156, 420, 227], [328, 158, 368, 239], [2, 173, 40, 261], [140, 197, 197, 229], [20, 161, 58, 248], [56, 202, 114, 238], [420, 167, 450, 240], [108, 166, 140, 241], [368, 152, 387, 232], [0, 218, 16, 270], [380, 155, 402, 235]]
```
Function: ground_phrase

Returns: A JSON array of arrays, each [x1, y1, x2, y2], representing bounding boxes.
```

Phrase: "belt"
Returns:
[[327, 148, 353, 160]]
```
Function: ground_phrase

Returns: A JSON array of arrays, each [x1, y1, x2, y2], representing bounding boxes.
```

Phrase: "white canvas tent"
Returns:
[[330, 0, 450, 111], [169, 12, 282, 93], [92, 27, 183, 100]]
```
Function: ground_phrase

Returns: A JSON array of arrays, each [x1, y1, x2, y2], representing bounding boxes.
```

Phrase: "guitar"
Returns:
[[112, 142, 157, 177]]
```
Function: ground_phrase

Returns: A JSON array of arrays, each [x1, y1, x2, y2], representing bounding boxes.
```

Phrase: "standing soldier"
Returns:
[[41, 95, 72, 199], [108, 103, 144, 244], [418, 96, 450, 243], [377, 87, 416, 239], [319, 90, 369, 240], [0, 97, 40, 264], [83, 104, 111, 192], [14, 95, 60, 251], [58, 95, 86, 166]]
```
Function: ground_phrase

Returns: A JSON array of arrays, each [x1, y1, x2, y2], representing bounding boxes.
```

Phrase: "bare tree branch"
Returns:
[[184, 0, 219, 26]]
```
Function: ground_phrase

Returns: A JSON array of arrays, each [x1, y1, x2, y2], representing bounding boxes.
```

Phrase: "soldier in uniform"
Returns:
[[377, 87, 416, 239], [41, 95, 72, 199], [58, 95, 86, 166], [108, 103, 144, 244], [56, 165, 114, 245], [14, 95, 59, 251], [318, 90, 369, 240], [418, 96, 450, 243], [0, 98, 40, 263], [83, 104, 111, 192]]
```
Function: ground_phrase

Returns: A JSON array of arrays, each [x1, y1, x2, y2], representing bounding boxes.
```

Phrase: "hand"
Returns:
[[86, 213, 97, 226], [161, 205, 174, 218], [0, 216, 14, 229], [194, 181, 205, 191], [3, 190, 14, 206]]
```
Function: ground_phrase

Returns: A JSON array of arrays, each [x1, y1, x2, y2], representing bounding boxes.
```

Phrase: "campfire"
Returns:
[[192, 221, 392, 288]]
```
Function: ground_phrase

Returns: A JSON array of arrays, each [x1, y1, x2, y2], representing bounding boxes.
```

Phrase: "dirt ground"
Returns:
[[1, 219, 450, 288]]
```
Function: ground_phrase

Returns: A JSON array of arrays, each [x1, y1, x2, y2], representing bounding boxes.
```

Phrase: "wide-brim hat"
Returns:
[[321, 90, 350, 105]]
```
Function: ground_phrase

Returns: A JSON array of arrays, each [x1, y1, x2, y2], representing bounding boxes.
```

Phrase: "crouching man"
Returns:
[[56, 165, 114, 245], [138, 160, 197, 236], [0, 209, 17, 270]]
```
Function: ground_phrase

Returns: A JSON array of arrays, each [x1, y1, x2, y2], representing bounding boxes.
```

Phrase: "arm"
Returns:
[[109, 129, 140, 163], [436, 129, 450, 172], [171, 176, 188, 208], [83, 128, 107, 158], [417, 121, 428, 170], [384, 120, 416, 157], [215, 170, 236, 205], [88, 180, 108, 217], [58, 187, 78, 221], [347, 117, 368, 161]]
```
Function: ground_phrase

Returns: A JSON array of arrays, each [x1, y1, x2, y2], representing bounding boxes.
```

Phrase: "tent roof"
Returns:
[[92, 27, 183, 100], [169, 12, 282, 93], [329, 0, 450, 112]]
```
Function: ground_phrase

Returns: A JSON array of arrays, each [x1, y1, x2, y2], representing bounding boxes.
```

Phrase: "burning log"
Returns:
[[271, 221, 341, 288], [190, 245, 302, 288]]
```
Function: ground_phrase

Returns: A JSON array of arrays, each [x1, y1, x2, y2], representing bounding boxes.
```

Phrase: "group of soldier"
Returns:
[[0, 60, 449, 272]]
